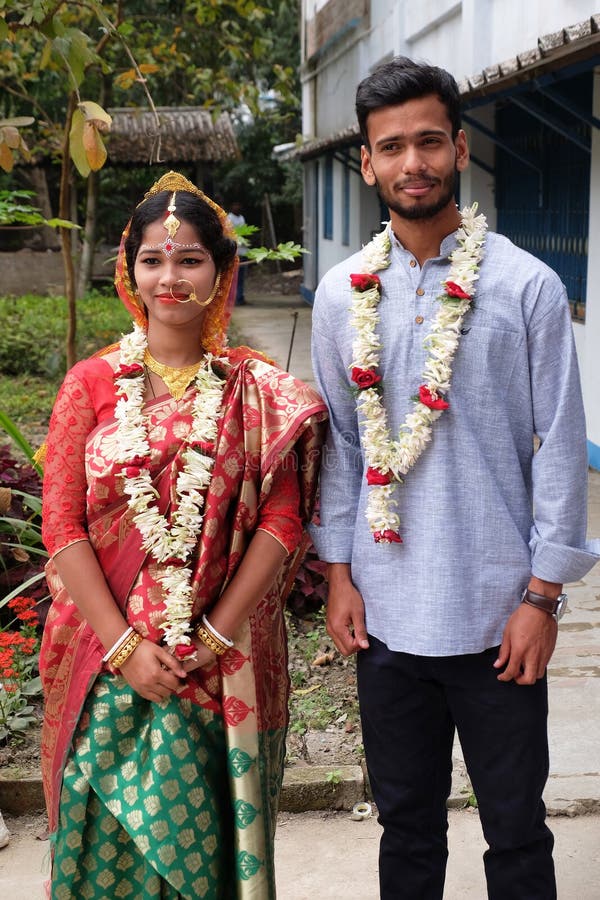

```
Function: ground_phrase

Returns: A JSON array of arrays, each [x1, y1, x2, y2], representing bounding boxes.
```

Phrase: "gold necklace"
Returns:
[[143, 349, 203, 400]]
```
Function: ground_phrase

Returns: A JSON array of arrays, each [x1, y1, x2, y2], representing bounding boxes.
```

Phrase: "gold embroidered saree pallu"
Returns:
[[40, 353, 327, 899]]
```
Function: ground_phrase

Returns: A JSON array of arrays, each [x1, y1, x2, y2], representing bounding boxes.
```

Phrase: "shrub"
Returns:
[[0, 445, 47, 611], [0, 297, 64, 376], [0, 595, 42, 740], [0, 289, 130, 378], [287, 534, 328, 617]]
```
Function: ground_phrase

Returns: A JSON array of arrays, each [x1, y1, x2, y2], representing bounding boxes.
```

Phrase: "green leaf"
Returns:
[[13, 491, 42, 514], [39, 16, 57, 39], [51, 14, 67, 38], [275, 241, 308, 260], [69, 107, 91, 177], [0, 18, 8, 41], [45, 217, 80, 230], [116, 21, 135, 38], [0, 410, 41, 472], [0, 516, 41, 532], [52, 35, 70, 61], [0, 571, 47, 609], [246, 247, 270, 264], [67, 30, 93, 86], [3, 543, 47, 559], [21, 676, 43, 696], [232, 223, 259, 238], [0, 117, 34, 128], [9, 716, 37, 731], [78, 101, 112, 127]]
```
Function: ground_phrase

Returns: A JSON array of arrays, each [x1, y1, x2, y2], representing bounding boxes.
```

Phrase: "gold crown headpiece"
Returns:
[[137, 171, 226, 223]]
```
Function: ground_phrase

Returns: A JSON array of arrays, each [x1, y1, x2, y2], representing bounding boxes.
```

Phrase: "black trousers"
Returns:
[[357, 637, 556, 900]]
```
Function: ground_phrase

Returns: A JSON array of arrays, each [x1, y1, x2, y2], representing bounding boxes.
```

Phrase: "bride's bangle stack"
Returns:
[[195, 614, 234, 656], [102, 625, 143, 668]]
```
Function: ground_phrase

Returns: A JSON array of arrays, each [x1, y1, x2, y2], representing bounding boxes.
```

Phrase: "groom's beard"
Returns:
[[374, 167, 458, 221]]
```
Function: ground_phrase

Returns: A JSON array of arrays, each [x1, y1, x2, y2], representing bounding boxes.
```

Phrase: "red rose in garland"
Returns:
[[350, 273, 381, 292], [351, 367, 381, 389], [444, 281, 471, 299], [116, 363, 145, 379], [418, 385, 450, 410], [175, 643, 197, 660], [366, 467, 392, 485], [374, 529, 403, 544]]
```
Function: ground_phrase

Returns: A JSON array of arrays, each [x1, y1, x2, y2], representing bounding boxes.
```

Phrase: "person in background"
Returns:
[[227, 200, 249, 305], [39, 171, 327, 898], [310, 57, 600, 899]]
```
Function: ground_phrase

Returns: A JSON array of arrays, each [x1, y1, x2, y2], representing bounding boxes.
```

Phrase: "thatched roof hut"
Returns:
[[107, 106, 239, 163]]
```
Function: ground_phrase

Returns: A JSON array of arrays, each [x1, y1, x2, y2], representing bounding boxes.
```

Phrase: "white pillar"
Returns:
[[582, 68, 600, 469], [460, 104, 497, 231]]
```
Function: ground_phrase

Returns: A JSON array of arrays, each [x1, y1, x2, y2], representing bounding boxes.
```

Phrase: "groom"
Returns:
[[310, 57, 599, 899]]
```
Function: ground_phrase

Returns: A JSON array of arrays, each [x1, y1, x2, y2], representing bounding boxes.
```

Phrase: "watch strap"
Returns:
[[521, 588, 559, 616]]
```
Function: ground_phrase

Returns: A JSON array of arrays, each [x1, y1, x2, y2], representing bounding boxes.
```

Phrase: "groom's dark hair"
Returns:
[[356, 57, 462, 149]]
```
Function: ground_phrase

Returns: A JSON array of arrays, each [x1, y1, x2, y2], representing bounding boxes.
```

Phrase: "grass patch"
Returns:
[[288, 684, 345, 734], [1, 290, 131, 442], [2, 291, 246, 445]]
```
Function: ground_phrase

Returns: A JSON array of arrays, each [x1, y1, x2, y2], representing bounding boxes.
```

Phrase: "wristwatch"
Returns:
[[521, 588, 568, 622]]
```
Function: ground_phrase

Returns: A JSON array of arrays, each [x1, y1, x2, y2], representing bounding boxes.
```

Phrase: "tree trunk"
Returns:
[[25, 166, 61, 250], [77, 170, 98, 298], [60, 95, 78, 371]]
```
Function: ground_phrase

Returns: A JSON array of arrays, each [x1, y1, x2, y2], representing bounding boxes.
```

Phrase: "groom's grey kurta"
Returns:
[[310, 226, 600, 655]]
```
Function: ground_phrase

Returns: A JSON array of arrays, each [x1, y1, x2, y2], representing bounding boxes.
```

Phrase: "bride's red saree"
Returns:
[[40, 346, 326, 897]]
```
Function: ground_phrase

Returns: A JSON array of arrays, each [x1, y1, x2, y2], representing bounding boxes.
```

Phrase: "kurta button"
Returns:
[[409, 259, 417, 267], [415, 315, 424, 324], [416, 287, 425, 296]]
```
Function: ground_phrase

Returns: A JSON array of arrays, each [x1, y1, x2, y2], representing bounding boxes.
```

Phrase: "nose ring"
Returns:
[[170, 279, 197, 304], [169, 274, 221, 308]]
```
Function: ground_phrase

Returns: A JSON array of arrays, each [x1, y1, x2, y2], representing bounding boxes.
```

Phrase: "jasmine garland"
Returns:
[[115, 324, 225, 654], [349, 203, 487, 544]]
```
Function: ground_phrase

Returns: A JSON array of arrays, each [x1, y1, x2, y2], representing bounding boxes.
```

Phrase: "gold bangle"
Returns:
[[102, 626, 135, 663], [109, 631, 143, 668], [195, 624, 228, 656], [202, 614, 234, 648]]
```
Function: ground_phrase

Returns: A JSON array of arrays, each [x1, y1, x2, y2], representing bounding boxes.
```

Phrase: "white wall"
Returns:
[[401, 0, 464, 73], [398, 0, 598, 87], [582, 68, 600, 465], [460, 104, 497, 231], [480, 0, 598, 68], [313, 45, 362, 136]]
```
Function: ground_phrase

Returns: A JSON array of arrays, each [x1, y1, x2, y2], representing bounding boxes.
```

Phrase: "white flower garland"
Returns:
[[114, 324, 225, 652], [349, 204, 487, 544]]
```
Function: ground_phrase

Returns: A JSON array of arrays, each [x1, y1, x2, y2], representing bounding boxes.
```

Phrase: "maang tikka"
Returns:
[[163, 192, 181, 238]]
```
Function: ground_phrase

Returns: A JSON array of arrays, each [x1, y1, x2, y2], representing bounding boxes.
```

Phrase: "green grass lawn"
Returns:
[[1, 290, 131, 443]]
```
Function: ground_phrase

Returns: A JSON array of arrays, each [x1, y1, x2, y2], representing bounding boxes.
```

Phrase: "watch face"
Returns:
[[555, 594, 568, 621]]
